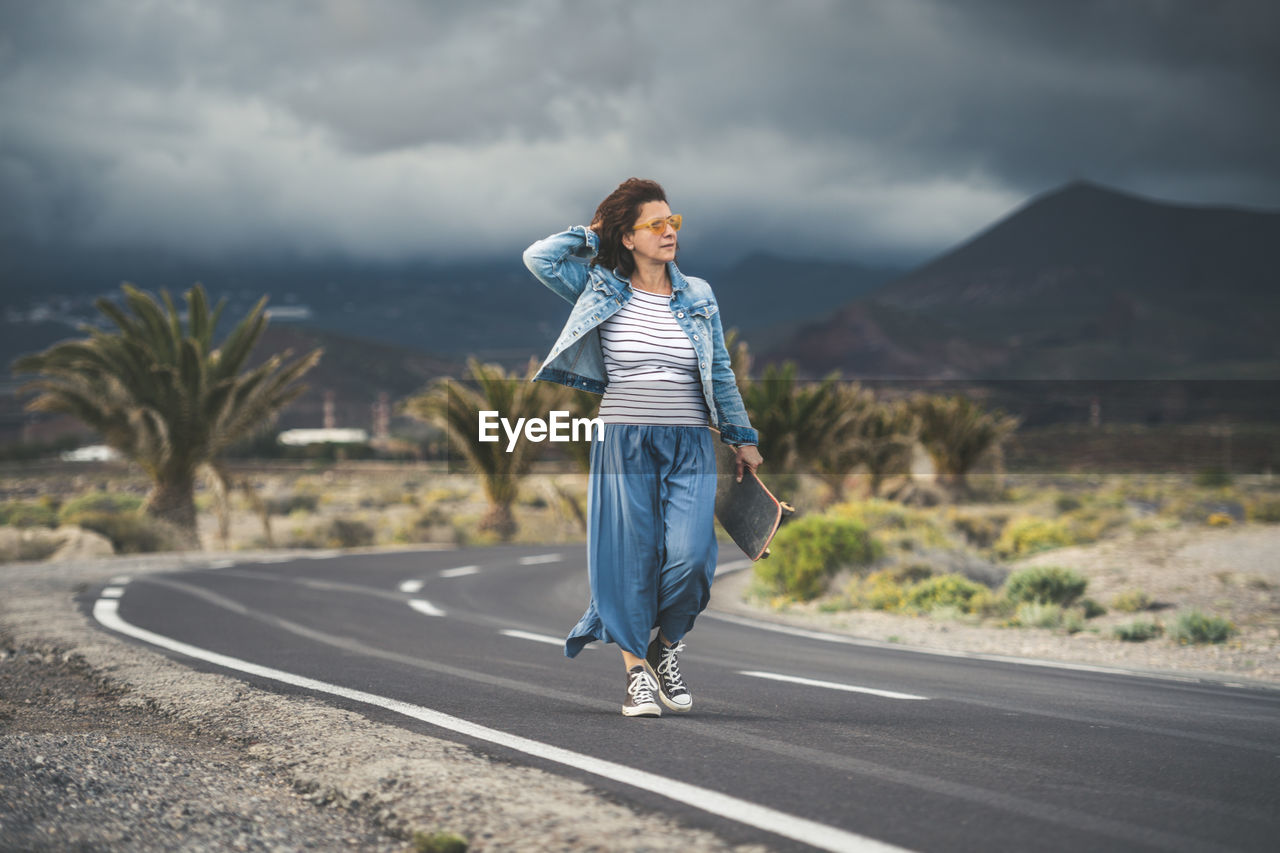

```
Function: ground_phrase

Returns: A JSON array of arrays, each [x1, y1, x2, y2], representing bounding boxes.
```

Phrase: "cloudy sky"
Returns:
[[2, 0, 1277, 267]]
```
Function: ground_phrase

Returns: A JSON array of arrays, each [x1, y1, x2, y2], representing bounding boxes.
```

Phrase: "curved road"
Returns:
[[86, 546, 1280, 852]]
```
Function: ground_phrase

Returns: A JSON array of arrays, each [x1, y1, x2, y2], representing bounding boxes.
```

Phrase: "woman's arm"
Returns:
[[707, 301, 760, 450], [521, 225, 600, 304]]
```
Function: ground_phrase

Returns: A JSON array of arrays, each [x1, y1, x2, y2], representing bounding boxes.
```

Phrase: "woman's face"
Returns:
[[622, 200, 678, 266]]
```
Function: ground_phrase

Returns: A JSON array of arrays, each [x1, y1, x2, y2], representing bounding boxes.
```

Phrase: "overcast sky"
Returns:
[[2, 0, 1277, 267]]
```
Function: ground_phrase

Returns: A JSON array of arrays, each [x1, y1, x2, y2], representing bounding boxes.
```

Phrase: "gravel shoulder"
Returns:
[[715, 523, 1280, 688], [0, 552, 765, 853]]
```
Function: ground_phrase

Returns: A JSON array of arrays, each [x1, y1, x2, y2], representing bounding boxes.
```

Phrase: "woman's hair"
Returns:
[[591, 177, 668, 277]]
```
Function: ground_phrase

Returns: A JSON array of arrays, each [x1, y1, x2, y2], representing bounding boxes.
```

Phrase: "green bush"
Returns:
[[1114, 619, 1163, 642], [994, 517, 1074, 558], [1169, 610, 1235, 645], [1193, 467, 1232, 488], [412, 831, 469, 853], [902, 573, 989, 614], [1014, 601, 1064, 629], [58, 492, 144, 521], [1246, 496, 1280, 524], [1004, 565, 1088, 607], [847, 570, 908, 611], [1111, 589, 1152, 613], [1079, 597, 1108, 619], [0, 500, 59, 528], [68, 511, 182, 554], [756, 515, 879, 601], [323, 518, 376, 549], [947, 510, 1004, 548]]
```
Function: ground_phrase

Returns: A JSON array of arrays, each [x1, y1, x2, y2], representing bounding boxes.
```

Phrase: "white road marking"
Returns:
[[398, 579, 424, 593], [92, 598, 908, 853], [439, 565, 480, 578], [408, 599, 446, 617], [705, 611, 1208, 685], [518, 553, 562, 565], [499, 629, 566, 647], [740, 671, 928, 701], [205, 559, 236, 570], [100, 586, 125, 599], [109, 575, 132, 585]]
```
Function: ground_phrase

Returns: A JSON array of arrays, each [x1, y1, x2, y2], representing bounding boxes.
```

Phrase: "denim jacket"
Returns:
[[522, 225, 759, 446]]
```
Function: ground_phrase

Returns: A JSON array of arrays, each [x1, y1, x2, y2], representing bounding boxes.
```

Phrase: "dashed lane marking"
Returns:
[[398, 580, 424, 594], [740, 671, 929, 701], [439, 565, 480, 578], [92, 597, 909, 853], [499, 629, 570, 648], [518, 553, 562, 565], [100, 586, 125, 599], [408, 599, 446, 617]]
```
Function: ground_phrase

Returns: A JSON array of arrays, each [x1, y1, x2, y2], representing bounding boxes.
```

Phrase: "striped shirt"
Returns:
[[598, 288, 709, 426]]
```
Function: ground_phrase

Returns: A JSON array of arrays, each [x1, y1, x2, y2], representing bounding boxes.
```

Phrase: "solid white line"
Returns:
[[100, 586, 125, 599], [408, 599, 446, 617], [499, 629, 567, 648], [740, 671, 928, 701], [518, 553, 562, 565], [92, 599, 908, 853], [399, 580, 425, 594], [439, 565, 480, 578]]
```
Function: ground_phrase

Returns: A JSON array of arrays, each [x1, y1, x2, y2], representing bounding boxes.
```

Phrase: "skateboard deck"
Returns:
[[715, 445, 795, 561]]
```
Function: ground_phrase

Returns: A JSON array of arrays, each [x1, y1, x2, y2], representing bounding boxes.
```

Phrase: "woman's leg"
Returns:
[[655, 427, 718, 644]]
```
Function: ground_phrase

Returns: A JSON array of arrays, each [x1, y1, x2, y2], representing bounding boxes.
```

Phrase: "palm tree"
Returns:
[[857, 399, 919, 497], [14, 284, 322, 547], [911, 393, 1020, 495], [402, 358, 567, 540]]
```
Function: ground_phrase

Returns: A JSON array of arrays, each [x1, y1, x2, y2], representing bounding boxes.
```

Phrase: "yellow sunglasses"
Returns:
[[631, 214, 682, 235]]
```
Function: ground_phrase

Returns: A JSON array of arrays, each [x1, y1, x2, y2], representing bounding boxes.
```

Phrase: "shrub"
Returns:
[[322, 518, 376, 549], [1053, 493, 1083, 513], [1111, 589, 1152, 613], [413, 831, 469, 853], [994, 517, 1074, 558], [1114, 619, 1163, 642], [1206, 512, 1233, 527], [947, 510, 1003, 548], [1193, 467, 1232, 488], [903, 573, 989, 614], [68, 511, 182, 553], [847, 570, 909, 611], [58, 492, 143, 521], [0, 500, 59, 528], [1246, 496, 1280, 524], [756, 516, 879, 601], [1079, 597, 1107, 619], [266, 490, 321, 515], [1169, 610, 1235, 645], [1004, 565, 1088, 607], [1014, 601, 1064, 629]]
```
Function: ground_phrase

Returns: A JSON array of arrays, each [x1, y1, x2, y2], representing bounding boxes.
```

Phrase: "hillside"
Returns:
[[768, 182, 1280, 380]]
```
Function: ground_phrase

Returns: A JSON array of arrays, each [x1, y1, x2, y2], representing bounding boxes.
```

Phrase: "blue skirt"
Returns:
[[564, 424, 718, 658]]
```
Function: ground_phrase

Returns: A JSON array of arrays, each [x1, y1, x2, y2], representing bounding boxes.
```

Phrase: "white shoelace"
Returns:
[[656, 641, 687, 689], [628, 668, 657, 703]]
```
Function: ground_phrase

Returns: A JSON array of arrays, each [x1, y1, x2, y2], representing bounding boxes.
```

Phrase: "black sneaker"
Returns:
[[646, 637, 692, 712], [622, 664, 661, 717]]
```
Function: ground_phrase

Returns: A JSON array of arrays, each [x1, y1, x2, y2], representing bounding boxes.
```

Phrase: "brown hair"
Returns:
[[591, 177, 668, 278]]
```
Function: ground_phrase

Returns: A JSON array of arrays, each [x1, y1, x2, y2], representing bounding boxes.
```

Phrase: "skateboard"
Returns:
[[714, 443, 795, 561]]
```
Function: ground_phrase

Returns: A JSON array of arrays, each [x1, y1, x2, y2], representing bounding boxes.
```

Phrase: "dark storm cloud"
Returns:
[[1, 0, 1276, 265]]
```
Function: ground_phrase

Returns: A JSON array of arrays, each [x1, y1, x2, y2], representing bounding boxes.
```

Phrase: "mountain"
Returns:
[[767, 181, 1280, 380]]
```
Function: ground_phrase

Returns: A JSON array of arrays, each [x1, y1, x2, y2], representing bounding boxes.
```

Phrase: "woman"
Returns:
[[523, 178, 763, 717]]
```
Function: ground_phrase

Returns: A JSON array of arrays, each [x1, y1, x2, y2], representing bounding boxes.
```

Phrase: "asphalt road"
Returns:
[[87, 546, 1280, 852]]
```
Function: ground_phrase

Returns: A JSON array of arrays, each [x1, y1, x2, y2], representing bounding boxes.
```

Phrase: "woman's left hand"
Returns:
[[734, 445, 764, 482]]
